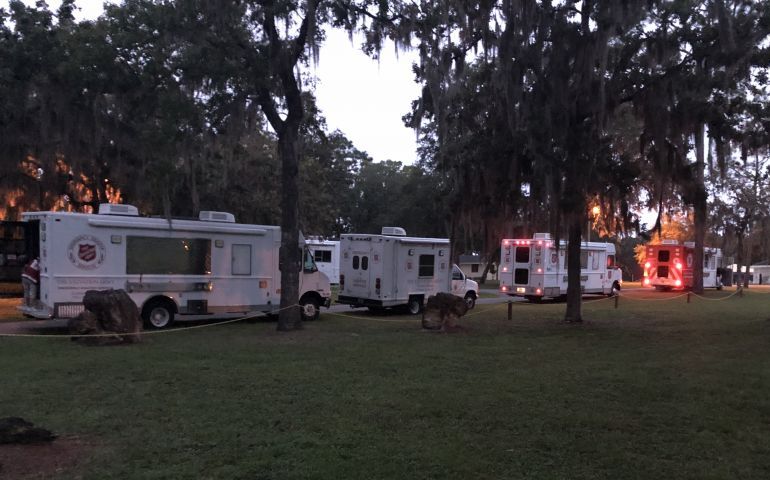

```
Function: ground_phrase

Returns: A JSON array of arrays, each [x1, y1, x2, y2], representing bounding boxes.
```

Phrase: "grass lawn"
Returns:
[[2, 288, 770, 479]]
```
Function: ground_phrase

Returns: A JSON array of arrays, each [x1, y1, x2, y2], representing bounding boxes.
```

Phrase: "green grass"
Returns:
[[2, 288, 770, 479]]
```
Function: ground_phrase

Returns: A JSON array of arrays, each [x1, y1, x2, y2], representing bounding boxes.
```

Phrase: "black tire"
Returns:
[[142, 299, 175, 329], [407, 297, 422, 315], [299, 296, 320, 321], [464, 292, 476, 309], [609, 281, 621, 297]]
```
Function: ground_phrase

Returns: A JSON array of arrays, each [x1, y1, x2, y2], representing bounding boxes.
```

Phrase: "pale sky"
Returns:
[[3, 0, 421, 164]]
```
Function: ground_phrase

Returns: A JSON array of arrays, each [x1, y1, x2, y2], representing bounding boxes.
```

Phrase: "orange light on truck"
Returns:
[[501, 285, 508, 292], [675, 262, 682, 270], [675, 279, 682, 287], [644, 261, 651, 269], [644, 278, 651, 286]]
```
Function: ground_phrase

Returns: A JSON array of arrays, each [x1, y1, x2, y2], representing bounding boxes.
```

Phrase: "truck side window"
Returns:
[[352, 256, 360, 270], [361, 256, 369, 270], [580, 250, 588, 269], [418, 254, 435, 277], [303, 248, 317, 273], [452, 265, 464, 280], [314, 250, 332, 263]]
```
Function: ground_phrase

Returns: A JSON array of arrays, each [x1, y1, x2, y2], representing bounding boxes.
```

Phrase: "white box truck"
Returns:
[[499, 233, 622, 301], [306, 238, 340, 284], [19, 204, 332, 327], [337, 227, 478, 313]]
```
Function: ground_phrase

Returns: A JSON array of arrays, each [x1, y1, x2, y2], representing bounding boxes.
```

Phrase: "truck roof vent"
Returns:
[[98, 204, 139, 216], [381, 227, 407, 236], [683, 241, 695, 248], [661, 239, 679, 245], [533, 232, 552, 239], [199, 211, 236, 223]]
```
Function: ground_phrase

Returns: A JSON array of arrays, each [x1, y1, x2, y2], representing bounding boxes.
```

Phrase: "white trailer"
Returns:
[[499, 233, 622, 301], [337, 227, 478, 313], [306, 238, 340, 284], [19, 204, 331, 327]]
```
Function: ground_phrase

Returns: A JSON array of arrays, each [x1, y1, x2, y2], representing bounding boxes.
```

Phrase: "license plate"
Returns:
[[516, 287, 526, 293]]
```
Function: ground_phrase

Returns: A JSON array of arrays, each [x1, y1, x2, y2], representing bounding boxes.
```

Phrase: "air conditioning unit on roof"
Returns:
[[98, 204, 138, 216], [199, 211, 235, 223], [381, 227, 407, 236]]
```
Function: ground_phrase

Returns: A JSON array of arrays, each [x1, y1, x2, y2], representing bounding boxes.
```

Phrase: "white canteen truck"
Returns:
[[19, 204, 331, 327], [336, 227, 478, 314], [305, 238, 340, 284], [499, 232, 622, 301]]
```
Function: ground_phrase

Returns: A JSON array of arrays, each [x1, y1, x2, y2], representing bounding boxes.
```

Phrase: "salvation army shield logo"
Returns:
[[68, 235, 106, 270]]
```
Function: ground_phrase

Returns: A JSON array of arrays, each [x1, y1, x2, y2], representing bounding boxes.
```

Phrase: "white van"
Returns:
[[499, 233, 622, 301], [306, 238, 340, 284], [337, 227, 478, 313], [19, 204, 331, 327]]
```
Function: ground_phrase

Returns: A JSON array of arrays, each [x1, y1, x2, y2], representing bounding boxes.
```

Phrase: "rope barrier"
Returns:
[[0, 303, 300, 339], [688, 289, 742, 301]]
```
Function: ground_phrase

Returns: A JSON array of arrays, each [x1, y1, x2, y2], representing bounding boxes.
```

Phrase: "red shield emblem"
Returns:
[[78, 243, 97, 262]]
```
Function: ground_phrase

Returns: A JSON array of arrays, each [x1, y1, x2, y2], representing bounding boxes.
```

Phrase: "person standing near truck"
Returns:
[[21, 257, 40, 308]]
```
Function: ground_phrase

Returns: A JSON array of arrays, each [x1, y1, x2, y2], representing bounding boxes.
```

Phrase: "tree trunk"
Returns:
[[277, 130, 302, 331], [692, 127, 706, 294], [564, 217, 583, 323]]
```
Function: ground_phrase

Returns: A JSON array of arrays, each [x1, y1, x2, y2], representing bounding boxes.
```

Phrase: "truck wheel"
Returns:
[[299, 297, 320, 321], [464, 292, 476, 309], [609, 282, 621, 297], [407, 297, 422, 315], [142, 300, 175, 329]]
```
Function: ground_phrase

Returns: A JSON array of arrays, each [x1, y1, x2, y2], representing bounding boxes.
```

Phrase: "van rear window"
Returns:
[[658, 250, 670, 262], [127, 237, 211, 275]]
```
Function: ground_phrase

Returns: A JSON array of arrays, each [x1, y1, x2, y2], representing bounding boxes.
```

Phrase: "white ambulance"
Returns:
[[336, 227, 478, 314], [499, 233, 622, 301], [305, 238, 340, 284], [19, 204, 332, 327]]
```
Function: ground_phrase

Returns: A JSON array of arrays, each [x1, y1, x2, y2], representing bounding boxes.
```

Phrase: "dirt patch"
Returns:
[[0, 435, 93, 479]]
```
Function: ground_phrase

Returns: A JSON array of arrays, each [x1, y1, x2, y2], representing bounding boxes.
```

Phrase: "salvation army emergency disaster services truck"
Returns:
[[499, 233, 622, 301], [19, 204, 332, 328], [641, 240, 723, 290], [336, 227, 479, 314]]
